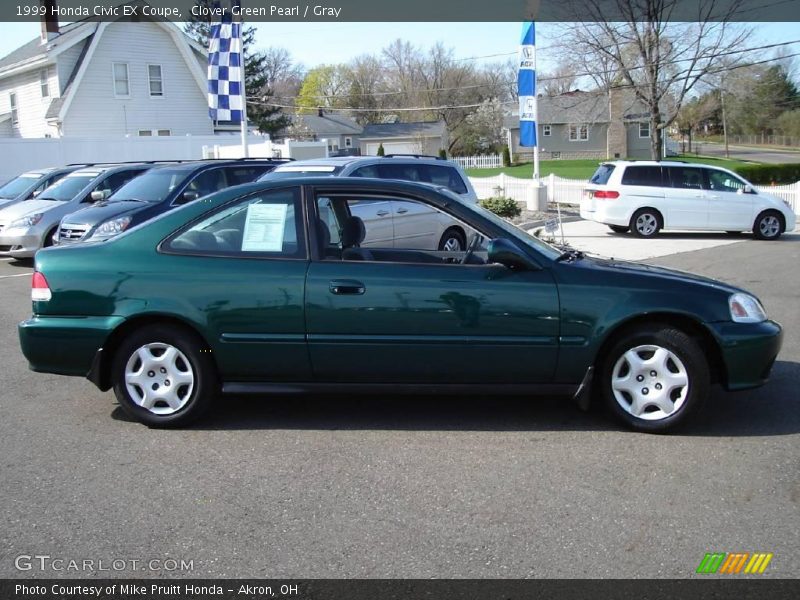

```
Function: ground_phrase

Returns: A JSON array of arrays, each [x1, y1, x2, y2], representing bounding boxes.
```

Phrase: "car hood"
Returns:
[[582, 254, 744, 294], [61, 200, 147, 225], [0, 198, 64, 221]]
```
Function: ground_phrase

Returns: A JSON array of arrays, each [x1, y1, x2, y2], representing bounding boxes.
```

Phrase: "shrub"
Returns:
[[438, 148, 447, 159], [502, 145, 511, 167], [377, 143, 385, 156], [732, 163, 800, 185], [479, 196, 522, 218]]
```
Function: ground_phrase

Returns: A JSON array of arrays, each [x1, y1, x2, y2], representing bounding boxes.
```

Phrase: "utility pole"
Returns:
[[720, 78, 730, 159]]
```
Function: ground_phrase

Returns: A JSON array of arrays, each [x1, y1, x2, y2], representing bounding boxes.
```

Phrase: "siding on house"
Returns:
[[0, 66, 59, 138], [61, 21, 212, 137], [626, 123, 652, 158], [56, 41, 88, 93]]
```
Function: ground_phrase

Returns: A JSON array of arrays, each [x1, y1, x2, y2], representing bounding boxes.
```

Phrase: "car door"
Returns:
[[662, 166, 710, 229], [161, 186, 311, 381], [619, 165, 667, 222], [349, 199, 394, 247], [304, 191, 560, 384], [704, 168, 754, 230]]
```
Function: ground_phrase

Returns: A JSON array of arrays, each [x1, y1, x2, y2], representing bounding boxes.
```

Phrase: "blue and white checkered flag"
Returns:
[[518, 22, 537, 147], [208, 0, 244, 122]]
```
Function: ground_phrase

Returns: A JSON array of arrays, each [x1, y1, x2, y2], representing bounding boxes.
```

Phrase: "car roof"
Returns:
[[145, 159, 288, 173], [603, 160, 729, 169], [273, 155, 453, 170]]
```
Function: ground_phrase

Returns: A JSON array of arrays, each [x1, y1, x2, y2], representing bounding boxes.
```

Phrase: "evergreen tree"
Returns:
[[185, 0, 291, 137]]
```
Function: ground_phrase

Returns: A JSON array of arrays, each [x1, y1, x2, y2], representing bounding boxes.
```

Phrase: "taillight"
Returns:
[[594, 190, 620, 199], [31, 271, 51, 302]]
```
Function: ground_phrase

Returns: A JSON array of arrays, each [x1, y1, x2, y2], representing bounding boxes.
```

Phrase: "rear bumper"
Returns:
[[18, 315, 124, 378], [579, 201, 630, 226], [709, 320, 783, 391]]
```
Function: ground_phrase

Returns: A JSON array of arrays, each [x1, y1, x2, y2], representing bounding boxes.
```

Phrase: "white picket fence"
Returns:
[[451, 154, 503, 169], [469, 173, 800, 215], [469, 173, 587, 207]]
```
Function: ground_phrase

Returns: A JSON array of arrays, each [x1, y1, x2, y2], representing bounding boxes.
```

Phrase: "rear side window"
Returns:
[[621, 166, 663, 187], [225, 166, 272, 185], [376, 163, 426, 182], [665, 167, 708, 190], [423, 165, 468, 194], [590, 164, 615, 185], [185, 168, 227, 198], [166, 187, 304, 258]]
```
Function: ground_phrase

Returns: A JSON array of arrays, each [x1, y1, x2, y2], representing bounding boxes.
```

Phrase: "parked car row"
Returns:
[[581, 160, 797, 240]]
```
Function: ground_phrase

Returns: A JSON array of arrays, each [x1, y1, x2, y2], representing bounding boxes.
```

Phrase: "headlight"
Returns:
[[10, 213, 43, 228], [93, 216, 132, 238], [729, 293, 767, 323]]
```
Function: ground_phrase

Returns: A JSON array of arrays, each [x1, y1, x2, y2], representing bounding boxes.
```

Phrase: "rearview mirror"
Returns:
[[177, 191, 200, 204], [488, 238, 539, 271], [90, 190, 108, 201]]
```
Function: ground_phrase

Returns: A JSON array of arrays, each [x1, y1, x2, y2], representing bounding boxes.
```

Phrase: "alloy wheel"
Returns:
[[442, 236, 463, 251], [635, 213, 658, 236], [759, 215, 780, 238]]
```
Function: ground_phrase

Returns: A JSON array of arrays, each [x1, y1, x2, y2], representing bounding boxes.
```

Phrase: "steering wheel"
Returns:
[[460, 232, 483, 265]]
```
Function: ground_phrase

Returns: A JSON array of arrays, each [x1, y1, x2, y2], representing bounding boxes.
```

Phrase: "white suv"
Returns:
[[580, 161, 797, 240]]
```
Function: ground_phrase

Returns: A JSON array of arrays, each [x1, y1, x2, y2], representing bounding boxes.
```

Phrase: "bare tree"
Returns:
[[541, 62, 579, 96], [556, 0, 751, 158]]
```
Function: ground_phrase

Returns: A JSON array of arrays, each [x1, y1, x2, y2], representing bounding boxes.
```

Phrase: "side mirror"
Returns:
[[488, 238, 539, 271], [90, 190, 108, 201], [177, 191, 200, 204], [31, 189, 42, 198]]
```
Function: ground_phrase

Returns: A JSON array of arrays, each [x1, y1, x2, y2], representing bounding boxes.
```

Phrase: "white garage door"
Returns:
[[365, 142, 418, 156]]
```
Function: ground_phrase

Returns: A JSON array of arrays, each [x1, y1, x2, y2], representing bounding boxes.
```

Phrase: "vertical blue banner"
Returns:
[[208, 0, 244, 122], [518, 21, 537, 147]]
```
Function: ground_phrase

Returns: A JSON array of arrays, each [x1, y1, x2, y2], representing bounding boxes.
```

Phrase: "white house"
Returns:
[[0, 3, 212, 139]]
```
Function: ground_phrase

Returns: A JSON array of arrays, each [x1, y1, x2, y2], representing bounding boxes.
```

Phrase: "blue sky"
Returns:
[[1, 21, 798, 77]]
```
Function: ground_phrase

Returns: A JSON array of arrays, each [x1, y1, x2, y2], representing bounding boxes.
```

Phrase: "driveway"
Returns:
[[537, 219, 799, 261]]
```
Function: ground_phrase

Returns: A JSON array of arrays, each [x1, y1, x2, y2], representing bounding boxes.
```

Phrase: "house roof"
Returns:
[[0, 21, 91, 73], [361, 121, 446, 139], [294, 114, 363, 136], [503, 90, 652, 129]]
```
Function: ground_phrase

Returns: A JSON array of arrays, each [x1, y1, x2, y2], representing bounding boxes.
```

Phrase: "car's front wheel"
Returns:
[[599, 324, 709, 432], [752, 211, 784, 241], [608, 225, 630, 234], [630, 209, 662, 238], [111, 324, 217, 427]]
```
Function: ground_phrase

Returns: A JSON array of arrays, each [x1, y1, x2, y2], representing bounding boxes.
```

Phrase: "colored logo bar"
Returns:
[[696, 552, 773, 574]]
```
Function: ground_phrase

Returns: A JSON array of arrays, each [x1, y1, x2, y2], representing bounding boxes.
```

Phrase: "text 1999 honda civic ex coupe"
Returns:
[[18, 178, 783, 432]]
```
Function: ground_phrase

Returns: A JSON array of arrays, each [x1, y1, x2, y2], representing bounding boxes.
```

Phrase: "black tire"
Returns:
[[609, 225, 630, 234], [752, 210, 784, 241], [599, 324, 709, 433], [43, 227, 58, 248], [438, 227, 466, 251], [630, 208, 662, 238], [725, 231, 742, 235], [111, 324, 217, 427]]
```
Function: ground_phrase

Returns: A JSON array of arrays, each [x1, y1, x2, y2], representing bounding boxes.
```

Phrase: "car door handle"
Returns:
[[376, 210, 390, 217], [329, 280, 366, 295], [396, 207, 409, 214]]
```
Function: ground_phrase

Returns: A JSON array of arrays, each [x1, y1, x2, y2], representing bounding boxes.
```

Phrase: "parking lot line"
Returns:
[[0, 273, 31, 279]]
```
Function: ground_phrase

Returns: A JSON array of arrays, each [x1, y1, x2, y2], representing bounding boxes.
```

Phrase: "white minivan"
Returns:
[[580, 161, 796, 240]]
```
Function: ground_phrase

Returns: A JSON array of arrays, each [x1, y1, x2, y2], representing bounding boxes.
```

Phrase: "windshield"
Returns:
[[38, 175, 96, 201], [0, 175, 40, 199], [259, 166, 343, 181], [109, 168, 187, 203]]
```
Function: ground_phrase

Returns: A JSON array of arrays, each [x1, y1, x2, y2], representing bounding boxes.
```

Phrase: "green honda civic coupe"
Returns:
[[18, 177, 783, 432]]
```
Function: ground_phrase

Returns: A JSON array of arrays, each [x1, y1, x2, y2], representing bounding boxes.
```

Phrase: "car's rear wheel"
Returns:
[[111, 324, 217, 427], [438, 227, 466, 252], [599, 324, 709, 432], [752, 210, 783, 240], [630, 209, 662, 238], [608, 225, 630, 234]]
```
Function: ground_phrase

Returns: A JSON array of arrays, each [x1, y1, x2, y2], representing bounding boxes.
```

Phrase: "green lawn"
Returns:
[[465, 155, 758, 180]]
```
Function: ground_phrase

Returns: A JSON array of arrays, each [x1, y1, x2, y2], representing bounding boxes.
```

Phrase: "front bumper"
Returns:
[[18, 315, 124, 378], [709, 320, 783, 391], [0, 229, 42, 257]]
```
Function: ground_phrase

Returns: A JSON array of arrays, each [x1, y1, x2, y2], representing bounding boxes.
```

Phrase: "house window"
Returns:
[[639, 122, 650, 138], [137, 130, 153, 136], [113, 62, 130, 97], [148, 64, 163, 97], [569, 124, 589, 142], [40, 69, 50, 98], [344, 137, 352, 148], [9, 92, 18, 124], [157, 129, 170, 136], [542, 124, 551, 136]]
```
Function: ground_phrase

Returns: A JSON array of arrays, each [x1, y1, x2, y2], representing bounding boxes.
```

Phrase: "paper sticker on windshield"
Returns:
[[241, 203, 288, 252]]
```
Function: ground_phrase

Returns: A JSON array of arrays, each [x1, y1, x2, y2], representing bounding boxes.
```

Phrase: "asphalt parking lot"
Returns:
[[0, 233, 798, 579]]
